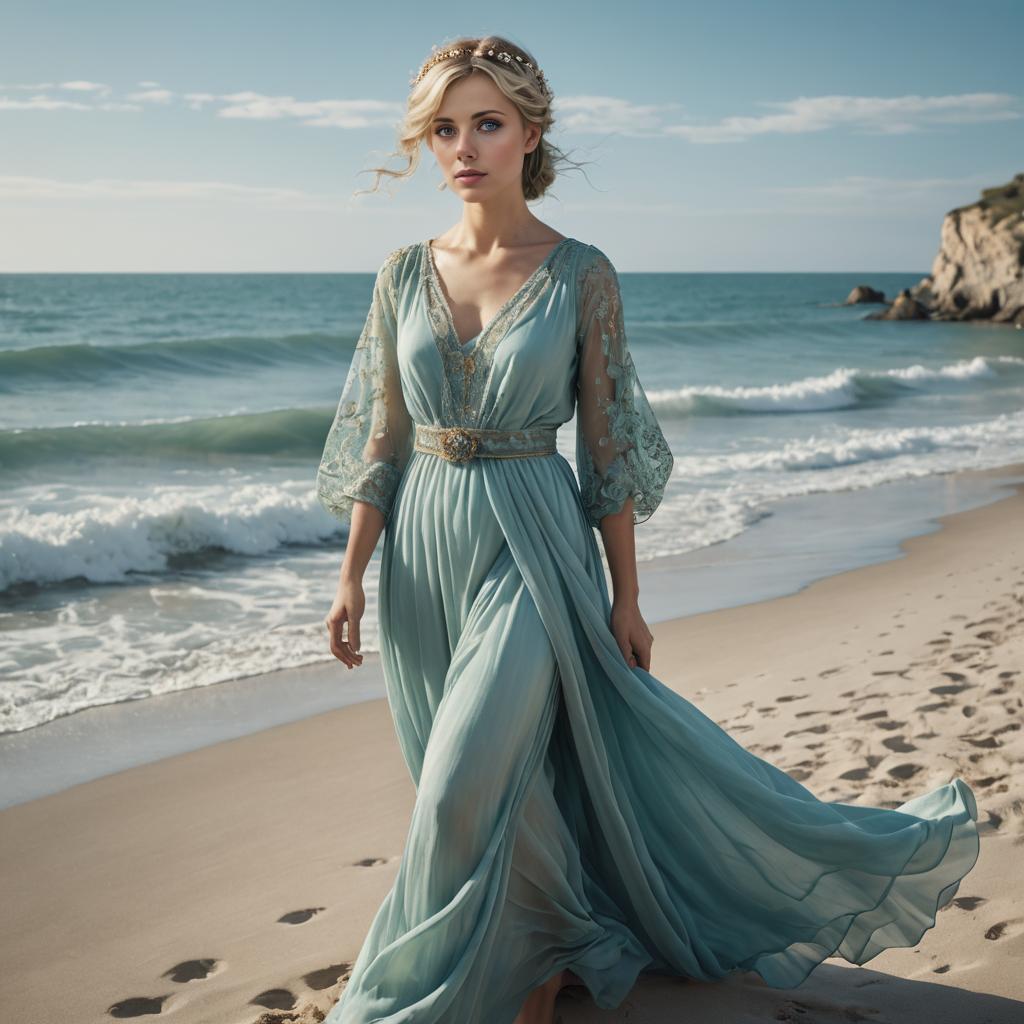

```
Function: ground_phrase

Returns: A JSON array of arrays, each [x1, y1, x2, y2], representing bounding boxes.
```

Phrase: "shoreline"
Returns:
[[1, 459, 1023, 810], [2, 460, 1022, 1022]]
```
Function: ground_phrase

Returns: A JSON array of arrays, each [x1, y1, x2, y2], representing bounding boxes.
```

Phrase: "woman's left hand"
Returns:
[[609, 597, 654, 671]]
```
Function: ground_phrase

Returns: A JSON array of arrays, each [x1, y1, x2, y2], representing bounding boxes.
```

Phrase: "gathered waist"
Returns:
[[413, 423, 558, 463]]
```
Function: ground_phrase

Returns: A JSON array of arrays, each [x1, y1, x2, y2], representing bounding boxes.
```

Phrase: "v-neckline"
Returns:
[[423, 236, 573, 355]]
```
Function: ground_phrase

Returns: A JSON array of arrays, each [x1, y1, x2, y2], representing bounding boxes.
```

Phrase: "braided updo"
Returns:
[[355, 34, 585, 202]]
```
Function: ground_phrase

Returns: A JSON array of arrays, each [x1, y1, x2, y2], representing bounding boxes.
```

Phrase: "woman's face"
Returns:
[[427, 71, 540, 202]]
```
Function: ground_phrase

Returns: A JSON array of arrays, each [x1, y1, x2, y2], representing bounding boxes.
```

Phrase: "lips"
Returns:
[[456, 171, 486, 179]]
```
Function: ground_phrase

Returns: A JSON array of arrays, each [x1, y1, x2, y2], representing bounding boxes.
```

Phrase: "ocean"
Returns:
[[2, 268, 1023, 738]]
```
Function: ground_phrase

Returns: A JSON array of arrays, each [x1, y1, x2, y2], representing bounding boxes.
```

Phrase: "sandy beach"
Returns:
[[2, 469, 1022, 1024]]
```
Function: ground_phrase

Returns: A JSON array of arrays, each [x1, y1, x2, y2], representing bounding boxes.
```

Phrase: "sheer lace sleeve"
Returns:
[[316, 248, 413, 526], [574, 248, 674, 528]]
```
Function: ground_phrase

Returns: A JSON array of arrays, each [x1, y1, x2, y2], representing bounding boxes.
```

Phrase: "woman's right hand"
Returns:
[[325, 577, 365, 670]]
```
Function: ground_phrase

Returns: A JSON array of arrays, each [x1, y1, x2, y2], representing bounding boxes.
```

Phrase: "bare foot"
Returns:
[[513, 969, 572, 1024]]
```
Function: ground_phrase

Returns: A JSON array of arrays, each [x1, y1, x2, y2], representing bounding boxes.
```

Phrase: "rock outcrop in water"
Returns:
[[844, 285, 887, 305], [863, 173, 1024, 327]]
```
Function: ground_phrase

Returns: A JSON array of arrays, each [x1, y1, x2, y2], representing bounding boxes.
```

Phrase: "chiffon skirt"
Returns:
[[324, 449, 981, 1024]]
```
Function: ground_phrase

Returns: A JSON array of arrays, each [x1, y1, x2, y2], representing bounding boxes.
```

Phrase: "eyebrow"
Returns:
[[432, 109, 505, 123]]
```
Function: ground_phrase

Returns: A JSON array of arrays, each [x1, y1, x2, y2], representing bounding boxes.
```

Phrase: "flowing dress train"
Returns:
[[315, 237, 980, 1023]]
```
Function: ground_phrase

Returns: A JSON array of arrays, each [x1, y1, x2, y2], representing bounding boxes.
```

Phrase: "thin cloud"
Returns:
[[126, 89, 175, 104], [664, 92, 1021, 143], [552, 95, 680, 136], [59, 80, 112, 95], [759, 172, 1005, 208], [1, 80, 1019, 148], [215, 91, 402, 127], [0, 174, 341, 210], [0, 95, 140, 112], [0, 96, 94, 111], [183, 92, 217, 110]]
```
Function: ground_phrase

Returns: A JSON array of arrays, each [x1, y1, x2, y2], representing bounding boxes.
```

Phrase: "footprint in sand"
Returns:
[[930, 682, 972, 696], [954, 892, 987, 909], [250, 989, 296, 1011], [882, 735, 917, 753], [932, 963, 951, 973], [873, 718, 906, 731], [108, 961, 220, 1016], [776, 694, 809, 703], [973, 774, 1009, 789], [353, 856, 390, 867], [949, 650, 978, 663], [887, 763, 923, 780], [856, 710, 888, 722], [773, 998, 813, 1020], [839, 766, 872, 781], [915, 700, 954, 713], [784, 724, 830, 738], [776, 997, 878, 1023], [163, 959, 219, 983], [303, 962, 352, 991], [961, 734, 1001, 749], [108, 995, 169, 1018], [277, 907, 326, 925]]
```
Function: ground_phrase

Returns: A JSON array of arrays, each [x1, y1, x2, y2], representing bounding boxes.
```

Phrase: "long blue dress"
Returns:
[[315, 237, 980, 1023]]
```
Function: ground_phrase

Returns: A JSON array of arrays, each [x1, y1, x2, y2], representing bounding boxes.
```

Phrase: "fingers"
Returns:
[[325, 613, 364, 670], [617, 631, 653, 670], [627, 633, 653, 672], [332, 638, 363, 669]]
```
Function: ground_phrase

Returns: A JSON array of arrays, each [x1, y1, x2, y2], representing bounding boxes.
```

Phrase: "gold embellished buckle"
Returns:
[[413, 423, 558, 462], [439, 427, 480, 463]]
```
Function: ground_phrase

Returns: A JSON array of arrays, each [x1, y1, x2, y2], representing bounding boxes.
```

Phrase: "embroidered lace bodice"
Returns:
[[316, 238, 673, 529]]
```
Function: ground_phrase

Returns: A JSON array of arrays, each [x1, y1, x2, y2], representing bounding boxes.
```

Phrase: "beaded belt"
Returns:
[[413, 423, 557, 463]]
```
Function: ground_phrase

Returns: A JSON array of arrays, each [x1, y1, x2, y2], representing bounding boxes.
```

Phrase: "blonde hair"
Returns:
[[354, 34, 586, 202]]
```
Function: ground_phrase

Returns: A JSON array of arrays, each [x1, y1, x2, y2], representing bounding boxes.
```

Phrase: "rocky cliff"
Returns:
[[858, 173, 1024, 326]]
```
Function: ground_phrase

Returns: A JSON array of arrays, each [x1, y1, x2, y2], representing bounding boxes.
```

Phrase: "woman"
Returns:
[[316, 35, 980, 1024]]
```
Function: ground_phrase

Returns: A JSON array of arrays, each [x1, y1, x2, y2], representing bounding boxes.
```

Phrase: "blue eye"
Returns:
[[435, 119, 502, 137]]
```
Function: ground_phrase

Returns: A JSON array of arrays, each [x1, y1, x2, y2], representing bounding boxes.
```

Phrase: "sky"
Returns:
[[1, 0, 1020, 273]]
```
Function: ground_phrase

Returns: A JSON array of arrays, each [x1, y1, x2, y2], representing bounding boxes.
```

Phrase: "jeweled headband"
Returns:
[[411, 45, 551, 99]]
